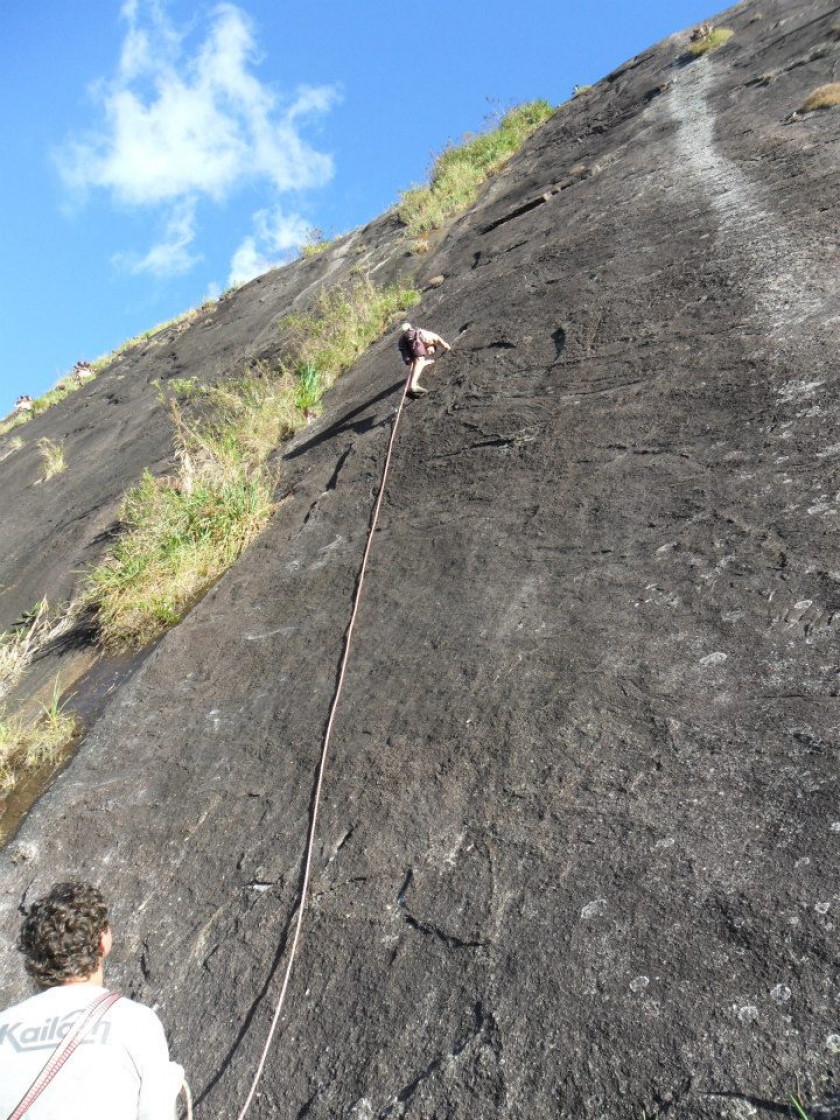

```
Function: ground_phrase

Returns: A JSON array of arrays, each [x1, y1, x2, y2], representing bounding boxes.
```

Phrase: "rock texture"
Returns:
[[2, 2, 840, 1117]]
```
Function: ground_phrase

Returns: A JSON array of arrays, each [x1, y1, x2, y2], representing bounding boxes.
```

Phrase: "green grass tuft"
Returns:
[[689, 27, 734, 56], [281, 274, 421, 388], [0, 684, 77, 798], [0, 601, 49, 700], [167, 377, 206, 400], [294, 362, 322, 413], [397, 100, 555, 238], [88, 464, 277, 648]]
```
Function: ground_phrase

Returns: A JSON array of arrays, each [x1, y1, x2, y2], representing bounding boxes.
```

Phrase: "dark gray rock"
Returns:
[[2, 1, 840, 1117]]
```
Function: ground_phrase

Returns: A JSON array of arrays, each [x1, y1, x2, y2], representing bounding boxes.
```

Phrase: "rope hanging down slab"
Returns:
[[234, 366, 416, 1120]]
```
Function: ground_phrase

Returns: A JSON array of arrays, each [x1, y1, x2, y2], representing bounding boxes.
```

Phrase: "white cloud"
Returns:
[[59, 1, 338, 278], [113, 198, 200, 276], [228, 208, 311, 287], [228, 238, 272, 288]]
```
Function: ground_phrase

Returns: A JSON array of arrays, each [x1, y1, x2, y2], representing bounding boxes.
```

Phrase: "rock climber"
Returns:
[[398, 322, 451, 397], [0, 881, 185, 1120]]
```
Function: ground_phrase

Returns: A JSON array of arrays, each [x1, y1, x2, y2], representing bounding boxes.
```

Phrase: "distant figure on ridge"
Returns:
[[15, 396, 33, 413], [398, 322, 451, 397], [73, 361, 94, 384], [0, 881, 185, 1120]]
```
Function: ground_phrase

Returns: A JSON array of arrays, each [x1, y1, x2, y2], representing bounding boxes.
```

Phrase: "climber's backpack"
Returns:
[[398, 329, 428, 365]]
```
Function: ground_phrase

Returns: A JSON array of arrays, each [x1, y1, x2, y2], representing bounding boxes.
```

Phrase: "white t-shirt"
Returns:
[[0, 984, 184, 1120]]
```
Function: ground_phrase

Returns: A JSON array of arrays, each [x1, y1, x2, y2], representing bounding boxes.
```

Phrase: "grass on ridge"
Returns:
[[397, 100, 555, 238], [90, 305, 210, 371], [88, 275, 420, 649], [0, 373, 95, 436], [300, 228, 340, 258], [0, 303, 223, 438]]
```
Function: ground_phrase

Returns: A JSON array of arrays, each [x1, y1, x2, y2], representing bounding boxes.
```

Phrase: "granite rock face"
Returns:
[[2, 2, 840, 1117]]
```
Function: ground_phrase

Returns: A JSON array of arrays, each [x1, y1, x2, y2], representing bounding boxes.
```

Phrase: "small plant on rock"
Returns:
[[803, 83, 840, 111], [167, 377, 206, 400], [294, 362, 322, 417], [0, 599, 81, 701], [36, 438, 66, 482], [0, 681, 77, 798], [0, 601, 48, 699], [689, 26, 734, 56], [300, 228, 338, 258], [0, 436, 24, 462]]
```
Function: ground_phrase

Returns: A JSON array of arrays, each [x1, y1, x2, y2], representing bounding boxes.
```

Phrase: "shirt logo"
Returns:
[[0, 1009, 111, 1053]]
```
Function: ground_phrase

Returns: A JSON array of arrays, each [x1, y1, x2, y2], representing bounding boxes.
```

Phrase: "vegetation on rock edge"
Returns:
[[87, 275, 420, 649], [397, 100, 555, 239]]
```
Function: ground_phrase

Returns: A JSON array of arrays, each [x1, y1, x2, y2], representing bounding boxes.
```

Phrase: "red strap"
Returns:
[[6, 990, 122, 1120]]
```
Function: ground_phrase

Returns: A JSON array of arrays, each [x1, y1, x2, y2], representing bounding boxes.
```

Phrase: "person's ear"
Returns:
[[99, 924, 113, 960]]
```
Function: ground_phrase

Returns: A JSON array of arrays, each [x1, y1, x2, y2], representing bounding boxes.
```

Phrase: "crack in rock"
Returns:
[[403, 912, 487, 950]]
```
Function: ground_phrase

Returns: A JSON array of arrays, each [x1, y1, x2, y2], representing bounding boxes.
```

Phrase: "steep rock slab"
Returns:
[[2, 2, 840, 1118]]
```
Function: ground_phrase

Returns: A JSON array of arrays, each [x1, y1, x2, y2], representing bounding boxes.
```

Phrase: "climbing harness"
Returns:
[[234, 363, 418, 1120]]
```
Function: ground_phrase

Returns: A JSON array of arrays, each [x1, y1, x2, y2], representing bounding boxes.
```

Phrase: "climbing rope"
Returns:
[[181, 1080, 194, 1120], [234, 365, 416, 1120]]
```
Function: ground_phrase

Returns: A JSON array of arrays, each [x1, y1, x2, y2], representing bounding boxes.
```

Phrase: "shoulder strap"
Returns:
[[6, 990, 122, 1120]]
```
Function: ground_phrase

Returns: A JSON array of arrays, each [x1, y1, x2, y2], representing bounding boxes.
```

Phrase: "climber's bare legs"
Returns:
[[409, 356, 434, 394]]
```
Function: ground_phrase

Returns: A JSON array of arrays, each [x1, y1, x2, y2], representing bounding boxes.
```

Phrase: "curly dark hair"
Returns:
[[19, 882, 109, 988]]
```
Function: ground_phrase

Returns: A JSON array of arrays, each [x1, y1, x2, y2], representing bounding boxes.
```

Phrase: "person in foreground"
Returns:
[[398, 322, 451, 397], [0, 881, 184, 1120]]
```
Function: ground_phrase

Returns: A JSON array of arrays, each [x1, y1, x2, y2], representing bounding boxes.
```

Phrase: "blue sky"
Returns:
[[1, 0, 718, 416]]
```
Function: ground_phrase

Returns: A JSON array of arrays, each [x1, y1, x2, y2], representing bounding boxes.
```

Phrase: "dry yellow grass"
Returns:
[[0, 600, 80, 701], [804, 83, 840, 111], [36, 438, 66, 482]]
